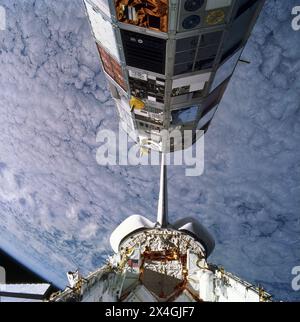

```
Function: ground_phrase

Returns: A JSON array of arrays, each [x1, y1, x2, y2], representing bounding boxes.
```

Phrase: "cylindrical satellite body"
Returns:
[[83, 0, 265, 152]]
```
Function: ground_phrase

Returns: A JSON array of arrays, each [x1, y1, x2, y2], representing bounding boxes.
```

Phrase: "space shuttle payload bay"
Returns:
[[50, 154, 271, 302]]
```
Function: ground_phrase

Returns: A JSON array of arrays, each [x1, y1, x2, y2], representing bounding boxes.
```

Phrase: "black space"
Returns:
[[0, 246, 59, 291]]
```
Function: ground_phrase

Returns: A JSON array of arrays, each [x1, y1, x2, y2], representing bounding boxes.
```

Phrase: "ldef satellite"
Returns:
[[84, 0, 265, 153]]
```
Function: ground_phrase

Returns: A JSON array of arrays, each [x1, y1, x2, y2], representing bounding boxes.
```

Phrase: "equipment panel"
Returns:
[[129, 70, 165, 103], [171, 105, 199, 125], [115, 0, 169, 32], [174, 30, 223, 75], [121, 30, 167, 75], [97, 44, 128, 91], [172, 72, 211, 98], [177, 0, 233, 32], [85, 0, 120, 60]]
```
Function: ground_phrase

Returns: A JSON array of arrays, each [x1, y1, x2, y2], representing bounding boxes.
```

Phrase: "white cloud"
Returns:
[[0, 0, 298, 301]]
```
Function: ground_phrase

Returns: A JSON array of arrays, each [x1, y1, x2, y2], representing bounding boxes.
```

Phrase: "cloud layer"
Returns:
[[0, 0, 299, 301]]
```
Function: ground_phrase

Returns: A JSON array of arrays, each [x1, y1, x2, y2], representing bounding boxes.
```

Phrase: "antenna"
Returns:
[[157, 153, 168, 227]]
